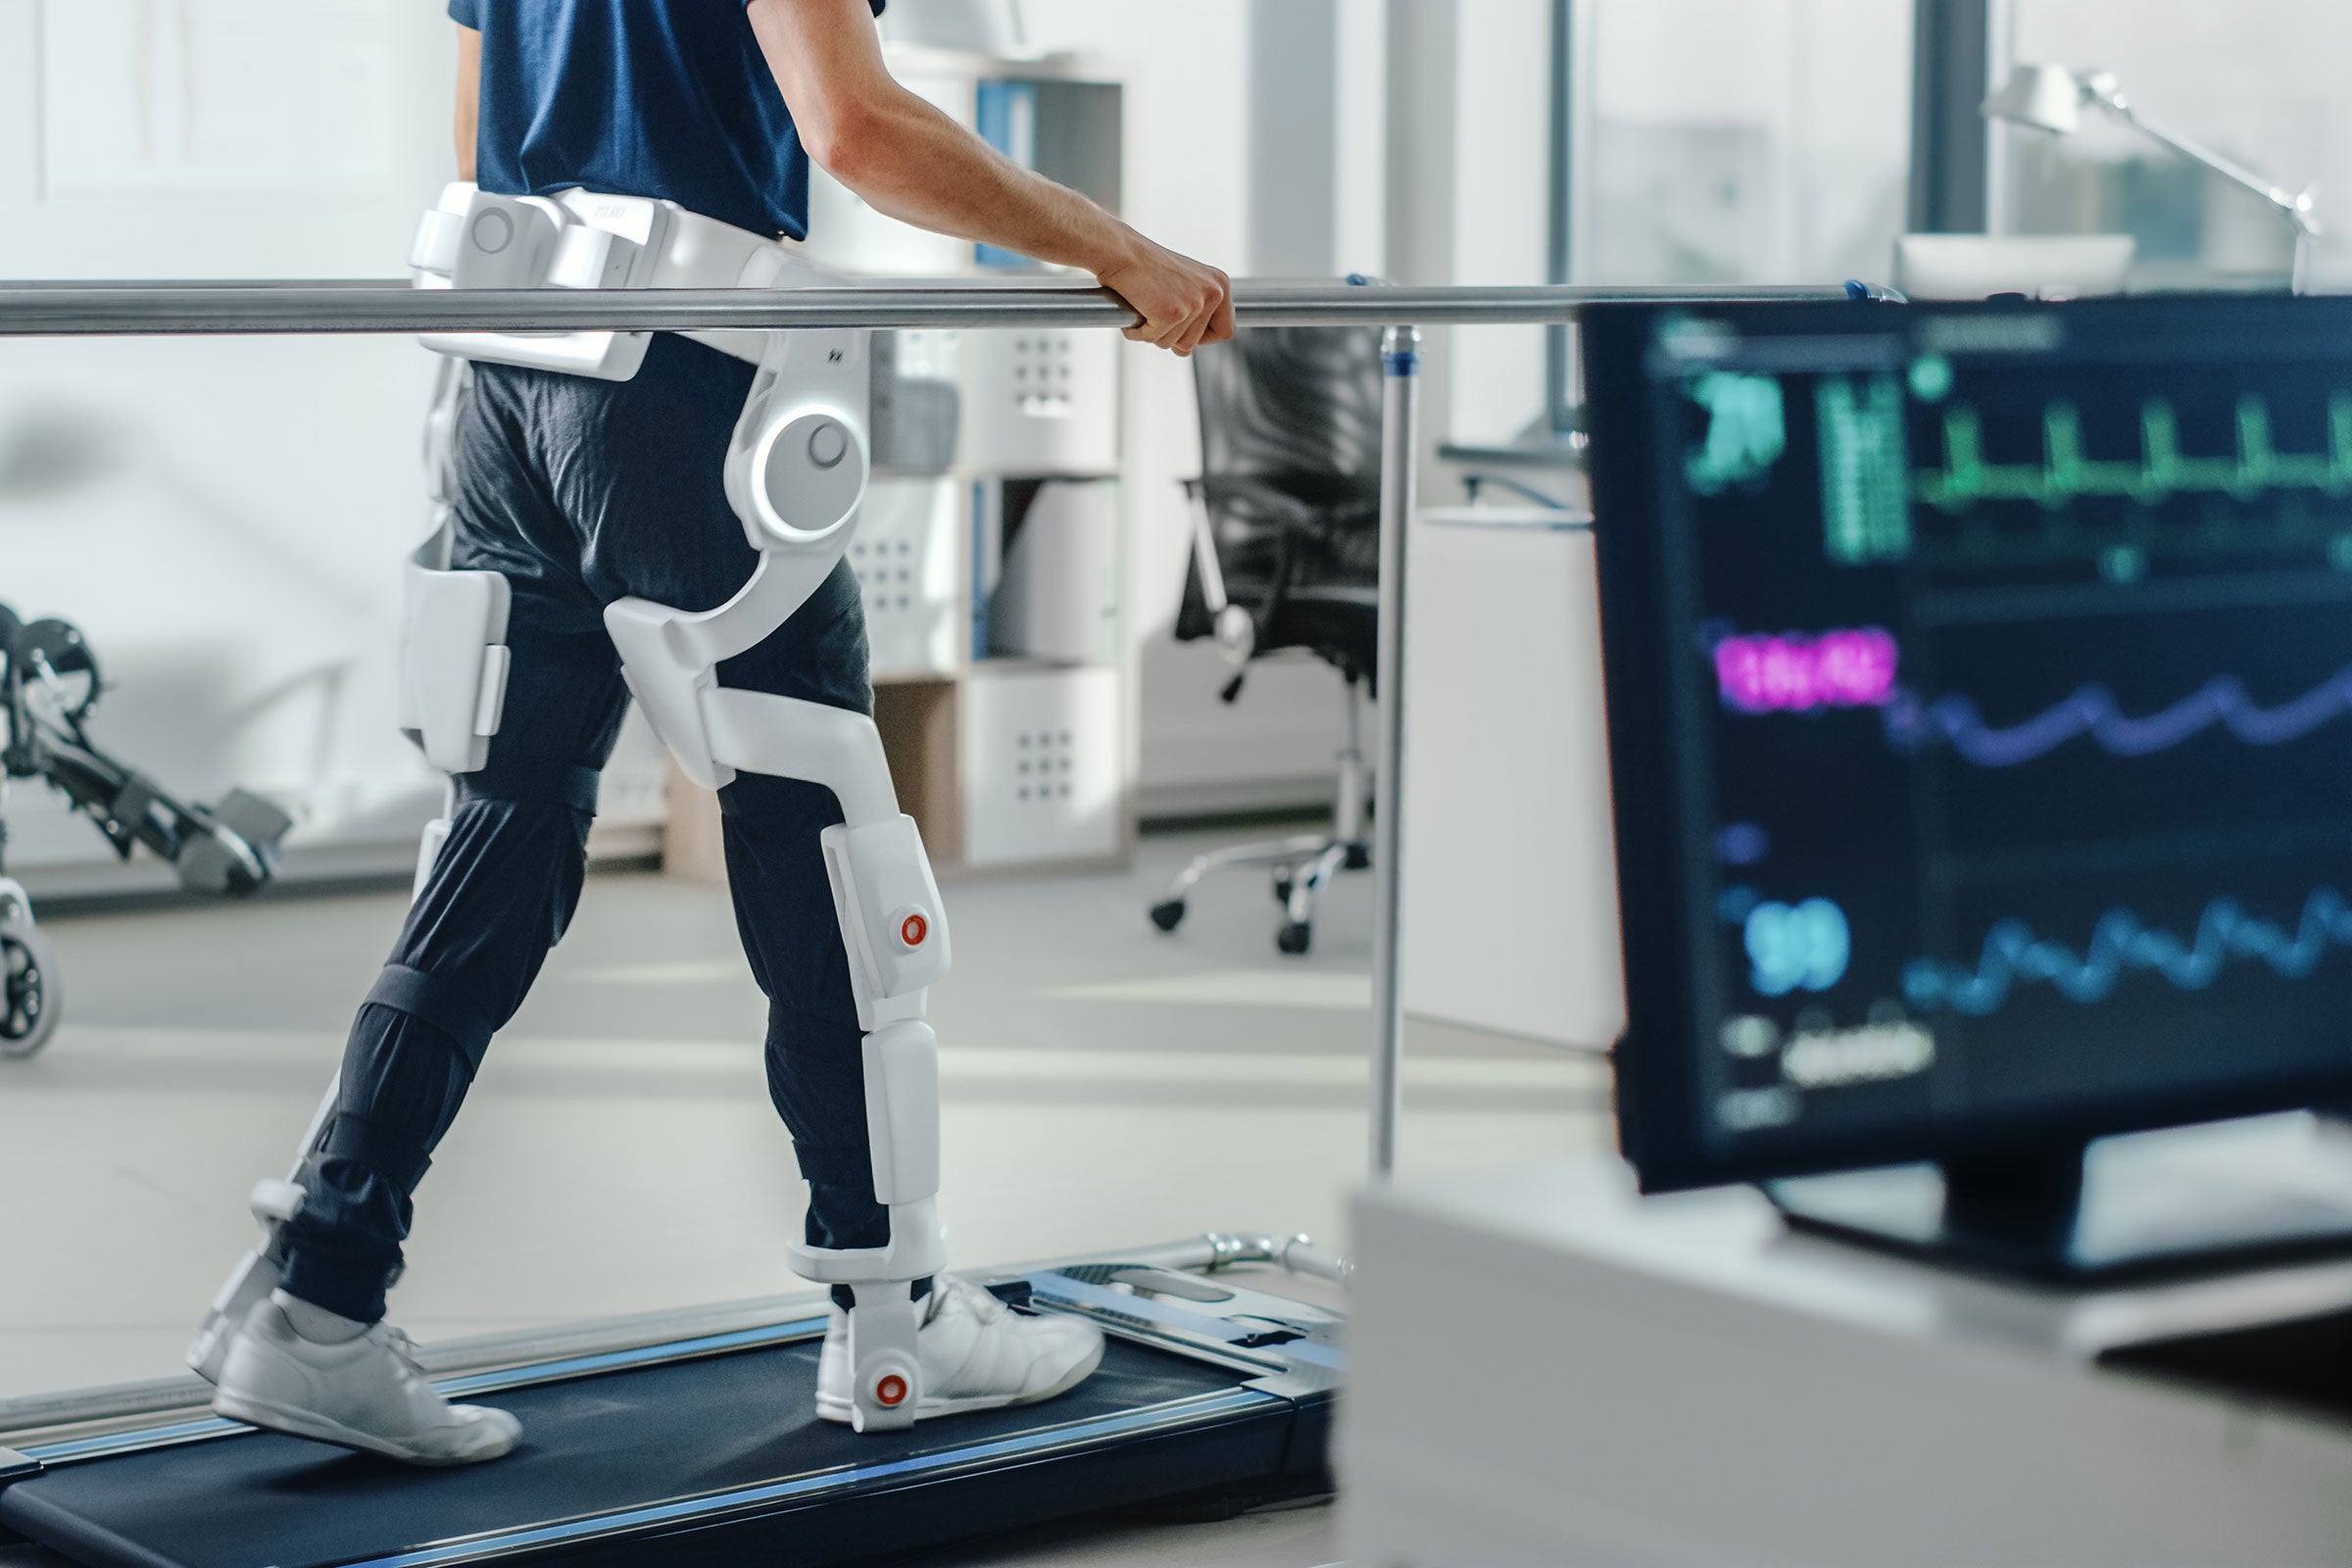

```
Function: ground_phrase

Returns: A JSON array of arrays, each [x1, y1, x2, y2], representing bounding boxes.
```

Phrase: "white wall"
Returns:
[[1380, 2, 1559, 469], [0, 2, 669, 884], [0, 0, 453, 875], [1447, 0, 1556, 447], [1579, 0, 1911, 288]]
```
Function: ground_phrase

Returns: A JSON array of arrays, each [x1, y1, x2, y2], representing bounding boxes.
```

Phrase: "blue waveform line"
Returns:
[[1883, 666, 2352, 766], [1902, 887, 2352, 1016]]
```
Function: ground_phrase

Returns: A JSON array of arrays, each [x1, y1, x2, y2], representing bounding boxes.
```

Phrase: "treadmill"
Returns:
[[0, 1235, 1343, 1568]]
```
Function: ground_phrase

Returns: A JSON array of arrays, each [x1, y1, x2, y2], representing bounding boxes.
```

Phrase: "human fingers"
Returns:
[[1163, 272, 1229, 353], [1148, 300, 1196, 351], [1171, 296, 1219, 356], [1201, 273, 1236, 345], [1172, 269, 1233, 354]]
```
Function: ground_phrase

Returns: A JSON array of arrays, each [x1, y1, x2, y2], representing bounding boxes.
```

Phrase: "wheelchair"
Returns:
[[0, 603, 292, 1059]]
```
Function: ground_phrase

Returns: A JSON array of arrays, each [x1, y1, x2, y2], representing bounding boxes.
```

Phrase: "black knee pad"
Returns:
[[460, 752, 602, 817]]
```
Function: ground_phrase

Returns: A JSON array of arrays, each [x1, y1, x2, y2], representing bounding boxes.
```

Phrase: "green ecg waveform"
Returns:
[[1917, 395, 2352, 512]]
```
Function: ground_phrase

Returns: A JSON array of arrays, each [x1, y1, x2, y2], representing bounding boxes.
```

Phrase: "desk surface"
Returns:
[[1368, 1121, 2352, 1367], [1438, 438, 1588, 470], [1346, 1143, 2352, 1566]]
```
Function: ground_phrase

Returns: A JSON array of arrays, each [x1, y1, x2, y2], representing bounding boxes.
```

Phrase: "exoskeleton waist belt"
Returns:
[[409, 180, 804, 378]]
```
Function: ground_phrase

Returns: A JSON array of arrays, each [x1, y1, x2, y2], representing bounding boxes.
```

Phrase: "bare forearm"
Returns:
[[827, 91, 1136, 275], [454, 25, 480, 179], [750, 0, 1231, 353]]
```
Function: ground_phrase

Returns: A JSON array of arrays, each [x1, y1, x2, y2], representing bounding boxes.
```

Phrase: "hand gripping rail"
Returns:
[[0, 275, 1894, 1369]]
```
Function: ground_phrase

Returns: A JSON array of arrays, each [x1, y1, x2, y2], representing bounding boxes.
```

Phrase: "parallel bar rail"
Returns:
[[0, 275, 1885, 1191], [0, 280, 1866, 336]]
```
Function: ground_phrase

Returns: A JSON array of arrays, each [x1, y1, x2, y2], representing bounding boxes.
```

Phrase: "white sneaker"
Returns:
[[210, 1291, 520, 1466], [816, 1275, 1105, 1426]]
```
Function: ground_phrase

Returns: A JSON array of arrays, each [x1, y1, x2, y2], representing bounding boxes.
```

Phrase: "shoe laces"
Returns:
[[939, 1275, 1009, 1325], [370, 1323, 427, 1381]]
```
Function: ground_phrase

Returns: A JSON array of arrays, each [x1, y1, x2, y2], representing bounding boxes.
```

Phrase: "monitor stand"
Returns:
[[1765, 1113, 2352, 1283]]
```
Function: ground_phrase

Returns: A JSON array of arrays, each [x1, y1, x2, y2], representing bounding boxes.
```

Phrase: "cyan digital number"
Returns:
[[1745, 898, 1851, 997]]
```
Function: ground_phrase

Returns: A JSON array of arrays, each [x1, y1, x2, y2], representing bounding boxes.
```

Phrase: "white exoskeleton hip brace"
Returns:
[[191, 184, 950, 1434]]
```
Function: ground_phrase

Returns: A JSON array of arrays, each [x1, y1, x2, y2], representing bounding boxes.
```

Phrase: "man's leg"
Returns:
[[707, 560, 1103, 1425], [564, 334, 1101, 1426], [277, 621, 627, 1320], [212, 613, 627, 1465], [708, 563, 899, 1270], [209, 348, 636, 1462], [550, 335, 904, 1281]]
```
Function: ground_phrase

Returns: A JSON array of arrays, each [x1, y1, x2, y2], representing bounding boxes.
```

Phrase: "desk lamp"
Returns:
[[1984, 65, 2321, 294]]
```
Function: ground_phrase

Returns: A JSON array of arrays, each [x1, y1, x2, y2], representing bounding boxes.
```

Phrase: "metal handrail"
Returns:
[[0, 273, 1890, 1182], [0, 278, 1877, 336]]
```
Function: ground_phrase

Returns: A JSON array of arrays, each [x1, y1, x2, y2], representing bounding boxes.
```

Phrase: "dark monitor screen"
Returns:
[[1584, 296, 2352, 1193]]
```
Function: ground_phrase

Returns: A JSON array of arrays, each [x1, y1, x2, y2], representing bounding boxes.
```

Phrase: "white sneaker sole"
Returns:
[[816, 1336, 1105, 1427], [212, 1389, 515, 1468]]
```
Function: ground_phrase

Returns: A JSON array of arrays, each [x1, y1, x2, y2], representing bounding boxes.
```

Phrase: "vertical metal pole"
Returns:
[[1908, 0, 1994, 235], [1984, 0, 2018, 236], [1369, 323, 1422, 1182]]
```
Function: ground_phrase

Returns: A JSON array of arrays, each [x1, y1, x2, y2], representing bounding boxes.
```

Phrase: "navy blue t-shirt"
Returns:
[[448, 0, 884, 240]]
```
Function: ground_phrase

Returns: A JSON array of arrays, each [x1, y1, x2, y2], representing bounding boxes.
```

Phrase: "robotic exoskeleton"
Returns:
[[191, 184, 950, 1433]]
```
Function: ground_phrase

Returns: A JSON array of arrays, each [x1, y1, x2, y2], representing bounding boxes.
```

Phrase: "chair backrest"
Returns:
[[1184, 326, 1386, 635], [1194, 325, 1386, 509]]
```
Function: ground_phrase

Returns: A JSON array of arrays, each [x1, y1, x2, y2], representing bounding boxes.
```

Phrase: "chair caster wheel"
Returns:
[[1273, 874, 1295, 906], [1276, 920, 1312, 956], [1150, 900, 1187, 933], [1343, 843, 1371, 872]]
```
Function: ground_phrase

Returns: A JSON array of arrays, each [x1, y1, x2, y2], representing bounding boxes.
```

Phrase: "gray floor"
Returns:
[[0, 828, 1610, 1565]]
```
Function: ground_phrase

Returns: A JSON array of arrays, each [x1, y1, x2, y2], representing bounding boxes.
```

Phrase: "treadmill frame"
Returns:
[[0, 1243, 1342, 1568]]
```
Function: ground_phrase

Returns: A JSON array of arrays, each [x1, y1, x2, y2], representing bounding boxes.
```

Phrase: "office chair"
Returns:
[[1149, 324, 1383, 956]]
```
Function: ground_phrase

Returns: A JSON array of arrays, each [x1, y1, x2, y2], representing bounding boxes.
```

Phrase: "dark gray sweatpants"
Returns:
[[280, 333, 895, 1323]]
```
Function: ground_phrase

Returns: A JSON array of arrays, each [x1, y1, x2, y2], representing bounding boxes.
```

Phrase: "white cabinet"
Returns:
[[852, 478, 963, 679], [960, 665, 1124, 867], [1399, 507, 1623, 1049], [985, 479, 1120, 667], [958, 328, 1122, 477]]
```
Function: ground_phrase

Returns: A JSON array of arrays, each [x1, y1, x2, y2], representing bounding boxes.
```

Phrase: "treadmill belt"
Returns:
[[1, 1332, 1296, 1568]]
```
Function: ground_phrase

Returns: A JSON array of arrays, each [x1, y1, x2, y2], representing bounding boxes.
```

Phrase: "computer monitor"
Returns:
[[1583, 295, 2352, 1277]]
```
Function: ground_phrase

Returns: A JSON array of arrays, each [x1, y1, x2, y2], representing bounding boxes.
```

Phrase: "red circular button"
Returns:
[[901, 912, 928, 948], [876, 1374, 908, 1407]]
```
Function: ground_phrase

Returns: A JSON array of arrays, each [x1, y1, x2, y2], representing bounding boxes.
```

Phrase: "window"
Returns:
[[1568, 0, 1912, 286], [1550, 0, 1913, 430]]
